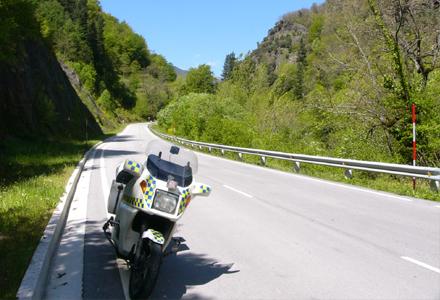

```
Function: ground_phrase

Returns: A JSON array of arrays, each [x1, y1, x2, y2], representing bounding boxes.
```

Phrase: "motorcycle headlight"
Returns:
[[153, 190, 178, 214]]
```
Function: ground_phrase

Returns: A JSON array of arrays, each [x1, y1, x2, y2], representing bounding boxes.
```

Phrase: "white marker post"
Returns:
[[412, 103, 416, 190]]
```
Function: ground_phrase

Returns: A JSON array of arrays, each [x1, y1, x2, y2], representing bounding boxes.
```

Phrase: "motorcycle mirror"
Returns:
[[170, 145, 180, 155], [191, 182, 212, 197]]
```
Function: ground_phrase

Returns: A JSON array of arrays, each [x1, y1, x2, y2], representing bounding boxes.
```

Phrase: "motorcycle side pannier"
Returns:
[[107, 179, 123, 214]]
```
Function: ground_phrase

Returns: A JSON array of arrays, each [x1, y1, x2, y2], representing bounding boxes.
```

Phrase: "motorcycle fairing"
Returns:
[[124, 195, 145, 208], [124, 174, 191, 218], [144, 175, 157, 208], [142, 229, 165, 245], [177, 188, 191, 215]]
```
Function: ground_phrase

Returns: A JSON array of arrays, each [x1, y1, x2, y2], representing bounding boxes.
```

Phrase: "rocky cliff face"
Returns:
[[0, 39, 101, 139]]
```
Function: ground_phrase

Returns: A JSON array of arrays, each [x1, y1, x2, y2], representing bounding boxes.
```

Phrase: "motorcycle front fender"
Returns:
[[142, 229, 165, 245]]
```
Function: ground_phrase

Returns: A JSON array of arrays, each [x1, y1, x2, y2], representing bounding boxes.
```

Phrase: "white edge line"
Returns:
[[435, 205, 440, 208], [98, 138, 130, 300], [223, 185, 253, 198], [401, 256, 440, 274]]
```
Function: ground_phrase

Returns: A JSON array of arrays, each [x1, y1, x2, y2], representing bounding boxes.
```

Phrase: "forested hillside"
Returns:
[[158, 0, 440, 167], [0, 0, 101, 138], [0, 0, 176, 138]]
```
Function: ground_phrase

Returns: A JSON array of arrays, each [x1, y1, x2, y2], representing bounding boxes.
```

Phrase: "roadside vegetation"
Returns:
[[157, 1, 439, 200], [153, 124, 438, 201], [0, 137, 106, 299]]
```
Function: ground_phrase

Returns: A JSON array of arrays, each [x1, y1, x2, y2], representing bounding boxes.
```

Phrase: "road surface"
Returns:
[[45, 123, 440, 299]]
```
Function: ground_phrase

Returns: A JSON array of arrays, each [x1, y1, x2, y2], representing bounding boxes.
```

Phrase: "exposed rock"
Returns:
[[0, 39, 101, 139]]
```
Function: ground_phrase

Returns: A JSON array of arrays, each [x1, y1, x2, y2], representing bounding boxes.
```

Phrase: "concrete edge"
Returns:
[[16, 142, 103, 300]]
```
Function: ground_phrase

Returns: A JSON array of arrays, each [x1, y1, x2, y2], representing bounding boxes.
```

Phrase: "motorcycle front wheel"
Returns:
[[129, 237, 162, 299]]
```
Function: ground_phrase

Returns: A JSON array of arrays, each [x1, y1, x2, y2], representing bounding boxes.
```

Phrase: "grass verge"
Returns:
[[152, 125, 439, 202], [0, 137, 100, 299]]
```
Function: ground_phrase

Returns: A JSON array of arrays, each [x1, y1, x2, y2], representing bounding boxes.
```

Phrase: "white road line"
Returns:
[[435, 205, 440, 208], [193, 149, 416, 203], [98, 142, 130, 300], [401, 256, 440, 274], [223, 184, 253, 198]]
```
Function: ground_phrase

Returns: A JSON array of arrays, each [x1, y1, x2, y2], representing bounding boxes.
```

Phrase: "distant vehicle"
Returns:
[[103, 140, 211, 299]]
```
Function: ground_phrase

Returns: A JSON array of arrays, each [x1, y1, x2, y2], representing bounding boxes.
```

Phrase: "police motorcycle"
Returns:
[[103, 140, 211, 299]]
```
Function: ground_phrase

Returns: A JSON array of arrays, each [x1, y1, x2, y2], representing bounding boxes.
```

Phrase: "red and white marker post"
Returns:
[[412, 103, 416, 190]]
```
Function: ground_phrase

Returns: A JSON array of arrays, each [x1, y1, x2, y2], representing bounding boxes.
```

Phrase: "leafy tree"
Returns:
[[97, 89, 115, 111], [308, 14, 324, 43], [158, 0, 440, 167], [230, 56, 256, 95], [183, 64, 216, 94], [293, 37, 307, 99], [148, 54, 177, 82], [0, 0, 39, 62], [221, 52, 236, 80]]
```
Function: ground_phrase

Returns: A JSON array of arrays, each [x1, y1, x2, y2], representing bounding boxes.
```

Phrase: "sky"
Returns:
[[101, 0, 324, 77]]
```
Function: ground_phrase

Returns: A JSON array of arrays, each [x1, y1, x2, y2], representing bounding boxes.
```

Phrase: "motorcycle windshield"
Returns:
[[145, 139, 198, 187]]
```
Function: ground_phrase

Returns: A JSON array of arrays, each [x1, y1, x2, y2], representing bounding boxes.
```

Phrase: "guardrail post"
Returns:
[[344, 169, 353, 179], [221, 149, 225, 156], [199, 145, 202, 150], [430, 180, 439, 192], [238, 152, 243, 161], [260, 156, 266, 166], [208, 147, 212, 153], [293, 161, 300, 173]]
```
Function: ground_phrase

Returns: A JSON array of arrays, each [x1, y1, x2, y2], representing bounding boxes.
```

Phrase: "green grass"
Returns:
[[0, 137, 101, 299], [152, 125, 439, 202]]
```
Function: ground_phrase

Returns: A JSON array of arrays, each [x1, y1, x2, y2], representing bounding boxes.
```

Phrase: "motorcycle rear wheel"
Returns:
[[129, 238, 162, 299]]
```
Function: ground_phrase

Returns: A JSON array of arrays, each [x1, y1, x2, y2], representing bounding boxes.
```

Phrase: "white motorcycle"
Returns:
[[103, 140, 211, 299]]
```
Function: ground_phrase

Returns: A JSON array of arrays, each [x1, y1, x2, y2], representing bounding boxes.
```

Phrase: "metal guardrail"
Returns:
[[151, 127, 440, 192]]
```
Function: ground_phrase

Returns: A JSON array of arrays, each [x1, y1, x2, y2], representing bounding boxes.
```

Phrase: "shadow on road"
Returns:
[[103, 135, 141, 144], [83, 220, 125, 299], [152, 243, 239, 299], [95, 148, 142, 158]]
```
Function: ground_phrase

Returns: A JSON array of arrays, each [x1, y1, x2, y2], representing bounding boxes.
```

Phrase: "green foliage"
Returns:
[[272, 63, 296, 98], [0, 137, 100, 298], [102, 14, 150, 71], [222, 52, 236, 80], [182, 64, 216, 94], [292, 38, 307, 99], [230, 57, 256, 94], [97, 89, 115, 112], [148, 54, 176, 82], [68, 61, 97, 91], [308, 14, 324, 43], [36, 92, 57, 128], [158, 93, 254, 144], [0, 0, 39, 62], [158, 0, 440, 171], [31, 0, 176, 120]]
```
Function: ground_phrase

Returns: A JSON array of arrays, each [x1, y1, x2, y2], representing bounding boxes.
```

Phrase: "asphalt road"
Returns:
[[45, 123, 440, 299]]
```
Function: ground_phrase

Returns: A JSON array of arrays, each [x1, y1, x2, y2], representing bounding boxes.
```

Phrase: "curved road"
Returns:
[[45, 123, 440, 299]]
